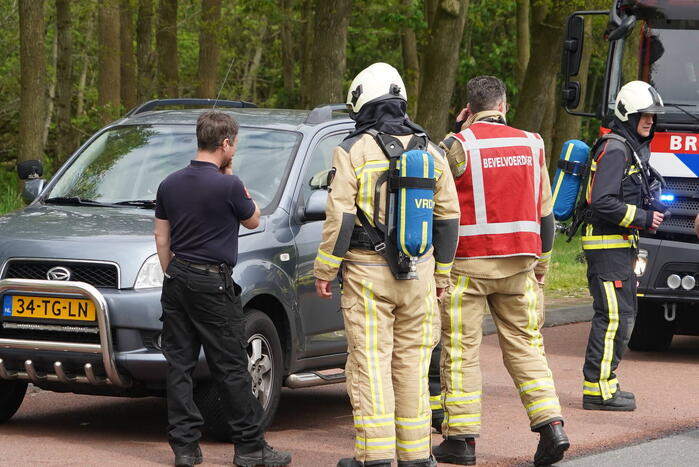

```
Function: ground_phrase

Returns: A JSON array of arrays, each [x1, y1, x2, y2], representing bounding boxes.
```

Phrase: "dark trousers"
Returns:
[[160, 261, 265, 453], [429, 344, 444, 427], [583, 249, 637, 399]]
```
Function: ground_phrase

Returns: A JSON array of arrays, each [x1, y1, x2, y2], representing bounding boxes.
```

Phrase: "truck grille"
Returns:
[[2, 260, 119, 288], [657, 177, 699, 236]]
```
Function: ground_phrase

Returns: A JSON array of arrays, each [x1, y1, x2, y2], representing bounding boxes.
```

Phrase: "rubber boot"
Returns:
[[432, 437, 476, 466], [336, 459, 392, 467], [534, 420, 570, 466], [397, 456, 437, 467], [583, 391, 637, 411]]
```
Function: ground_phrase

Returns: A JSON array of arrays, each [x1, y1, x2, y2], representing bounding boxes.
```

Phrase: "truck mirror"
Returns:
[[562, 82, 581, 110], [564, 15, 585, 77], [608, 14, 636, 41]]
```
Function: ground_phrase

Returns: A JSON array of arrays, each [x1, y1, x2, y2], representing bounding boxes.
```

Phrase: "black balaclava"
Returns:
[[346, 97, 428, 140], [610, 111, 655, 163]]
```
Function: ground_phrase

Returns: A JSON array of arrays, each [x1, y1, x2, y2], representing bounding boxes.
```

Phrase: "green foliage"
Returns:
[[0, 166, 23, 214], [545, 232, 589, 299]]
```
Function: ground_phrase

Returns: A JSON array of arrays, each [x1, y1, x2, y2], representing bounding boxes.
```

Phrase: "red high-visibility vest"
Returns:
[[453, 121, 544, 259]]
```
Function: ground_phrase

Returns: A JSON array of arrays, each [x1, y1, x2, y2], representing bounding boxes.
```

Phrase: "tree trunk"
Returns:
[[120, 0, 137, 111], [300, 0, 314, 108], [137, 0, 155, 102], [55, 0, 73, 168], [18, 0, 46, 164], [197, 0, 221, 98], [516, 0, 530, 89], [416, 0, 469, 139], [157, 0, 178, 97], [539, 79, 558, 168], [511, 4, 568, 133], [43, 36, 57, 151], [280, 0, 295, 106], [304, 0, 352, 109], [98, 0, 121, 123], [401, 0, 420, 117], [241, 17, 268, 101]]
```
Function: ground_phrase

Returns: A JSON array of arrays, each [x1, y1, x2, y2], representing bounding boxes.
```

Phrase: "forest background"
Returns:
[[2, 0, 610, 212]]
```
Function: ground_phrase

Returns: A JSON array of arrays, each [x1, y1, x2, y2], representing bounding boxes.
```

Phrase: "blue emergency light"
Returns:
[[660, 193, 675, 202]]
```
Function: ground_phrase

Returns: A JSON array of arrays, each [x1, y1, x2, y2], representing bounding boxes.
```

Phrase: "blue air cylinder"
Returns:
[[396, 149, 435, 257], [552, 139, 590, 221]]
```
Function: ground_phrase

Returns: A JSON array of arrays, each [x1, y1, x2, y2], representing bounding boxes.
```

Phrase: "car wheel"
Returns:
[[0, 381, 28, 423], [628, 301, 673, 352], [195, 309, 283, 441]]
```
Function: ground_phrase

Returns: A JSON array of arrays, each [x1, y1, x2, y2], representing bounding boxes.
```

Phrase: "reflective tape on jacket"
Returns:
[[581, 235, 634, 250], [453, 122, 543, 259]]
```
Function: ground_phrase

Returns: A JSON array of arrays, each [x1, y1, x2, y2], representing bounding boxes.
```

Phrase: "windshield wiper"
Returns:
[[112, 200, 156, 208], [663, 102, 699, 123], [44, 196, 107, 206]]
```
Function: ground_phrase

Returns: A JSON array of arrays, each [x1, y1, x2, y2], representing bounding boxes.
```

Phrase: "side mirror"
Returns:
[[608, 14, 636, 41], [561, 14, 585, 111], [17, 159, 43, 180], [22, 179, 45, 203], [302, 189, 327, 222]]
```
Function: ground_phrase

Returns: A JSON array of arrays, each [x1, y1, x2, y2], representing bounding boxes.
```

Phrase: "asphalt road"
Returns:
[[2, 305, 698, 466]]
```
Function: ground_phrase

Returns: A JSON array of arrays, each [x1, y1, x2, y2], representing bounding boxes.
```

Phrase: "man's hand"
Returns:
[[315, 279, 332, 299], [436, 287, 447, 301], [650, 211, 665, 231]]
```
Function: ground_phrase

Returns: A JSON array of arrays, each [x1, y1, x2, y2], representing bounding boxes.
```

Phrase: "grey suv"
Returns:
[[0, 99, 351, 439]]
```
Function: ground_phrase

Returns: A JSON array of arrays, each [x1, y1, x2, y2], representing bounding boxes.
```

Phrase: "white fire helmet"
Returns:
[[346, 62, 407, 114], [614, 81, 664, 122]]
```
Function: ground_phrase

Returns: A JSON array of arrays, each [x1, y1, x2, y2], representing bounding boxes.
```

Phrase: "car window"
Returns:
[[46, 125, 301, 211], [299, 133, 348, 202]]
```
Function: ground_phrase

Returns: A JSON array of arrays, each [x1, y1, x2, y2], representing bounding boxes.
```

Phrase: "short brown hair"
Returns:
[[196, 110, 240, 151], [467, 76, 506, 113]]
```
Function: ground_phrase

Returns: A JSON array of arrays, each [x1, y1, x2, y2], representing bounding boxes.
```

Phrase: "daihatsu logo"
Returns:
[[47, 266, 72, 281]]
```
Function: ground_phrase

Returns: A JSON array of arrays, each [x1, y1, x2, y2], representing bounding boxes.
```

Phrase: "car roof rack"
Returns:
[[124, 98, 257, 117], [304, 104, 349, 125]]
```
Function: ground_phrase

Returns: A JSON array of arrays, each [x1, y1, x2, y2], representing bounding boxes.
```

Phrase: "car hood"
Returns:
[[0, 205, 157, 287]]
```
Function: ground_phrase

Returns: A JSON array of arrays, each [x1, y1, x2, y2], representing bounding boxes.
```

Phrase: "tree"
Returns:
[[516, 0, 530, 89], [55, 0, 73, 168], [121, 0, 137, 111], [157, 0, 178, 97], [18, 0, 46, 164], [279, 0, 295, 106], [416, 0, 470, 138], [401, 0, 420, 116], [302, 0, 353, 108], [98, 0, 121, 123], [137, 0, 155, 102], [197, 0, 221, 98]]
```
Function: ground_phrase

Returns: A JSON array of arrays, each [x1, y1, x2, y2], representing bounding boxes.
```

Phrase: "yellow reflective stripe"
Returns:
[[354, 414, 394, 428], [435, 261, 453, 275], [417, 283, 434, 414], [619, 204, 637, 228], [399, 156, 410, 255], [396, 436, 430, 452], [582, 379, 619, 396], [582, 234, 633, 250], [435, 167, 443, 178], [355, 436, 396, 450], [628, 164, 639, 175], [539, 250, 552, 263], [600, 281, 620, 400], [354, 160, 389, 178], [444, 391, 481, 405], [525, 276, 542, 351], [525, 397, 560, 415], [430, 395, 442, 410], [518, 378, 555, 394], [446, 414, 481, 426], [396, 417, 430, 431], [551, 141, 575, 206], [420, 152, 430, 255], [361, 280, 385, 414], [316, 249, 343, 267], [449, 276, 469, 393]]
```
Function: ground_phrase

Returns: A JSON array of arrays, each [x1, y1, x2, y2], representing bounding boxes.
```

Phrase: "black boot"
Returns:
[[173, 445, 203, 467], [432, 437, 476, 466], [583, 391, 636, 411], [534, 420, 569, 466], [397, 456, 437, 467], [336, 459, 392, 467], [233, 442, 291, 467]]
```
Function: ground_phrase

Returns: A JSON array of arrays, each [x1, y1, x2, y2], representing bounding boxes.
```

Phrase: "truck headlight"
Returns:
[[135, 254, 164, 289], [634, 249, 648, 277]]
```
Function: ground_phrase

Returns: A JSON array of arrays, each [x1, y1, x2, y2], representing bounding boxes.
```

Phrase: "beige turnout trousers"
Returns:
[[439, 261, 562, 437], [341, 252, 439, 462]]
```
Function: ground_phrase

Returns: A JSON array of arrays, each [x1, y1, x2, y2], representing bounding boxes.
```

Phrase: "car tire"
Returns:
[[0, 381, 28, 423], [195, 309, 283, 441], [628, 301, 674, 352]]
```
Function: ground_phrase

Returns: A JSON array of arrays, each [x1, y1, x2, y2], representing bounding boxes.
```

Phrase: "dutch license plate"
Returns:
[[2, 295, 96, 321]]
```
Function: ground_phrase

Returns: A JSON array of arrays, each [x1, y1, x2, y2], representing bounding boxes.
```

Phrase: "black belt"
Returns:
[[173, 257, 228, 274], [349, 226, 382, 251]]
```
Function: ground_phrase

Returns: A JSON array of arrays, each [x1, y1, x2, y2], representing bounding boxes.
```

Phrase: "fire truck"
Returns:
[[562, 0, 699, 351]]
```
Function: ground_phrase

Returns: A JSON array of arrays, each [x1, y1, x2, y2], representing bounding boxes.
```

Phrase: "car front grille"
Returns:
[[2, 260, 120, 288]]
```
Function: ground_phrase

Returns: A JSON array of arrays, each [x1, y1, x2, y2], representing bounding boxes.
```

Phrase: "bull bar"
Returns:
[[0, 278, 131, 387]]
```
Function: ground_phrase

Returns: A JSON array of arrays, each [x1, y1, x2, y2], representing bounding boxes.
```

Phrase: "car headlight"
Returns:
[[135, 254, 164, 289], [634, 249, 648, 277]]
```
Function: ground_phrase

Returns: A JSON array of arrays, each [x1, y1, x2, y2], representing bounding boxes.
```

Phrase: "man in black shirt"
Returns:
[[154, 111, 291, 467]]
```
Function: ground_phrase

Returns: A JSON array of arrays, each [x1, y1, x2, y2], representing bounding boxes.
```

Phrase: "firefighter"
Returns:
[[314, 62, 460, 467], [433, 76, 568, 467], [581, 81, 665, 411]]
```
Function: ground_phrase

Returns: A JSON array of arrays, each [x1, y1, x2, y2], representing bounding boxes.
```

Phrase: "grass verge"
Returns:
[[545, 232, 590, 303], [0, 167, 22, 214]]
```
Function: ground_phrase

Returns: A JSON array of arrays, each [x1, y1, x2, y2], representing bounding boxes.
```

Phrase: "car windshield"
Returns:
[[46, 125, 301, 210], [645, 20, 699, 114]]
